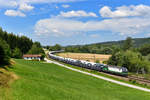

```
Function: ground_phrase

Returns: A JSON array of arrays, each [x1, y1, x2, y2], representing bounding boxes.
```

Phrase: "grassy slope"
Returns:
[[6, 59, 150, 100]]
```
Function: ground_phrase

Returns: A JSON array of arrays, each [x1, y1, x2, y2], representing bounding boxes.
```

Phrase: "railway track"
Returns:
[[81, 67, 150, 85], [128, 75, 150, 85], [98, 72, 150, 86], [84, 67, 150, 86]]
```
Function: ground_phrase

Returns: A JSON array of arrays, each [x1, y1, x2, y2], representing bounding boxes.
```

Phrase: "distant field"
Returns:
[[1, 59, 150, 100], [58, 53, 111, 63]]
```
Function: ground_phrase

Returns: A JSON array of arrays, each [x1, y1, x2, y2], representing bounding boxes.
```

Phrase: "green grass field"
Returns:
[[1, 59, 150, 100]]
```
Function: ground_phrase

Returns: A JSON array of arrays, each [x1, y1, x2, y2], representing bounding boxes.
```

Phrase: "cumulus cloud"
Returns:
[[100, 4, 150, 18], [58, 10, 98, 18], [89, 34, 100, 38], [34, 18, 83, 36], [62, 4, 70, 8], [19, 3, 34, 11], [34, 17, 150, 37], [4, 10, 26, 17], [24, 0, 84, 4], [147, 33, 150, 37], [1, 0, 84, 16], [0, 0, 18, 8], [0, 0, 84, 8]]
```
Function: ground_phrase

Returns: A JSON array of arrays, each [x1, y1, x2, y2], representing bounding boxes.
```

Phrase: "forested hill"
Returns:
[[62, 37, 150, 54], [65, 37, 150, 48], [91, 37, 150, 48]]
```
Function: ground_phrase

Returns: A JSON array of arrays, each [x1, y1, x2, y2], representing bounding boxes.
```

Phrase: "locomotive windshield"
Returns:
[[122, 67, 128, 72]]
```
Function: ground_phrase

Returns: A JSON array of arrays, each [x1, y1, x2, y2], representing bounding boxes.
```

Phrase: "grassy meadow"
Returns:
[[1, 59, 150, 100]]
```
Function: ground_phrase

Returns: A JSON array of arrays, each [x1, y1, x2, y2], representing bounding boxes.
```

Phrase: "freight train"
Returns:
[[48, 51, 128, 76]]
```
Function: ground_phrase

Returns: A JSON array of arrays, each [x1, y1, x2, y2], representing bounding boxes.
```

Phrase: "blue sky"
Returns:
[[0, 0, 150, 46]]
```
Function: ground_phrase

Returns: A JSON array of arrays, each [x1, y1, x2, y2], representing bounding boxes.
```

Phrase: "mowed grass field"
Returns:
[[57, 53, 111, 63], [1, 59, 150, 100]]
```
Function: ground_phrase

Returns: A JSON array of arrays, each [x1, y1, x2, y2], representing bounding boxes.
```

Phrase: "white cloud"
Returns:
[[89, 34, 100, 38], [4, 10, 26, 17], [34, 18, 83, 36], [34, 17, 150, 37], [0, 0, 18, 8], [55, 6, 59, 9], [0, 0, 84, 16], [23, 0, 84, 4], [62, 4, 70, 8], [100, 4, 150, 18], [19, 3, 34, 11], [58, 10, 98, 18], [147, 33, 150, 36], [0, 0, 84, 8]]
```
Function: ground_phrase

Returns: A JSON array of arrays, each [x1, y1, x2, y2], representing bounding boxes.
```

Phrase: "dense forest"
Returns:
[[0, 27, 45, 65]]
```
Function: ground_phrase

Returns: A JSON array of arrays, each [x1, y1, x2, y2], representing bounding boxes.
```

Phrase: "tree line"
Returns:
[[0, 27, 45, 65], [45, 44, 114, 54]]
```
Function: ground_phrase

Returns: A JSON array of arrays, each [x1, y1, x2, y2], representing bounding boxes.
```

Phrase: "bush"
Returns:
[[101, 47, 113, 54], [139, 44, 150, 56], [145, 54, 150, 61], [28, 44, 44, 54], [0, 38, 10, 65], [95, 60, 100, 63], [132, 80, 137, 84], [40, 53, 45, 61], [12, 48, 22, 59]]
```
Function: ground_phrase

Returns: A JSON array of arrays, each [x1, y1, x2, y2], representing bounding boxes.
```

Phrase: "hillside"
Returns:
[[1, 59, 150, 100], [62, 37, 150, 55], [67, 37, 150, 48], [93, 37, 150, 47]]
